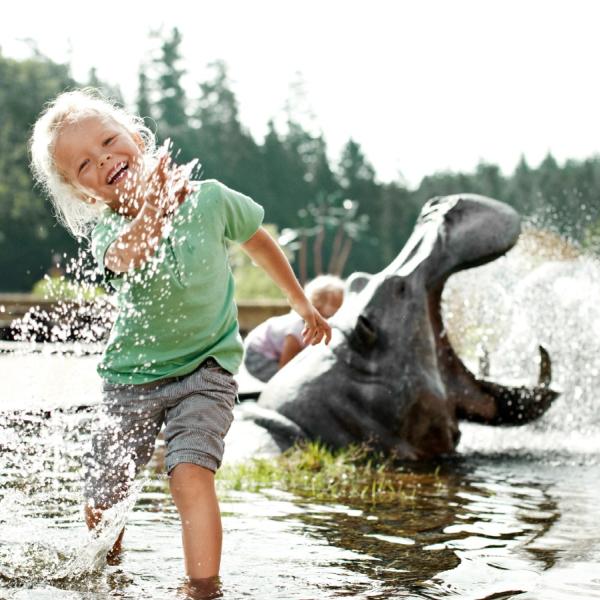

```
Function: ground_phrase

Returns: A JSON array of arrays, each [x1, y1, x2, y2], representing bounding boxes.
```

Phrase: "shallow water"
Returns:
[[1, 350, 599, 600], [2, 242, 600, 599]]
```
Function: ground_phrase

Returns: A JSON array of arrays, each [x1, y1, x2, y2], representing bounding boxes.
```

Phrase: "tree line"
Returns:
[[1, 28, 599, 292]]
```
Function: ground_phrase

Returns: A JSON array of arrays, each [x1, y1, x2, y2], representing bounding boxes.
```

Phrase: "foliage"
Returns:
[[216, 440, 426, 506], [2, 28, 600, 294], [0, 50, 80, 292], [229, 225, 286, 301], [31, 275, 105, 302], [279, 192, 370, 283]]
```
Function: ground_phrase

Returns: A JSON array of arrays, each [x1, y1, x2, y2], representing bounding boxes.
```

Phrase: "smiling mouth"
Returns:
[[106, 162, 129, 185]]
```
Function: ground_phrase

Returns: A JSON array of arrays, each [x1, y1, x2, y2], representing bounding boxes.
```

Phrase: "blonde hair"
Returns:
[[29, 87, 157, 239], [304, 274, 345, 299]]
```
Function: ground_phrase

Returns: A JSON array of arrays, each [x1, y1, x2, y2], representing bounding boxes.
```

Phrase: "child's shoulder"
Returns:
[[90, 207, 127, 240], [187, 179, 229, 212], [193, 178, 226, 198]]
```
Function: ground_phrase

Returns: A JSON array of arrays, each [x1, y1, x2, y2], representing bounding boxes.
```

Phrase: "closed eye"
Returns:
[[78, 159, 89, 173], [103, 135, 116, 145]]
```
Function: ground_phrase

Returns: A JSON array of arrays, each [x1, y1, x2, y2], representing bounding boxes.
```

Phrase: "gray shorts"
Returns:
[[243, 346, 279, 383], [84, 358, 238, 507]]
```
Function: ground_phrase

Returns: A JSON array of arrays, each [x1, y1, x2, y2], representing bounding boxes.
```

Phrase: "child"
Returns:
[[244, 274, 344, 382], [29, 88, 331, 585]]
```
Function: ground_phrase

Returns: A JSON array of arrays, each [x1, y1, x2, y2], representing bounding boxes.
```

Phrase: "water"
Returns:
[[1, 234, 599, 599]]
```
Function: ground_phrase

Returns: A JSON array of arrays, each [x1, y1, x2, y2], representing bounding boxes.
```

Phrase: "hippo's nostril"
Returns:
[[350, 314, 378, 351]]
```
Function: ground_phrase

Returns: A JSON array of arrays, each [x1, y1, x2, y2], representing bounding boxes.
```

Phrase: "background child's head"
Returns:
[[29, 88, 156, 239], [304, 275, 345, 318]]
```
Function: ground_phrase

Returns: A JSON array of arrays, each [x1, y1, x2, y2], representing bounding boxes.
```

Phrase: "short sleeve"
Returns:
[[216, 181, 265, 243], [286, 317, 306, 345], [90, 214, 127, 288]]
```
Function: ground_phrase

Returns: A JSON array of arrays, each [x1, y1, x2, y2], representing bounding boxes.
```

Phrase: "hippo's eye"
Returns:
[[395, 279, 406, 296]]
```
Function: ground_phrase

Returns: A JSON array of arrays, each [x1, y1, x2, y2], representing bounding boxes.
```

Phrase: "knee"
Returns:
[[170, 462, 215, 481], [169, 463, 216, 505]]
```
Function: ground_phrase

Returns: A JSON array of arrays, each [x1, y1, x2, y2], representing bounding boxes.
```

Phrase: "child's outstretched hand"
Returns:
[[135, 140, 195, 216], [291, 296, 332, 346]]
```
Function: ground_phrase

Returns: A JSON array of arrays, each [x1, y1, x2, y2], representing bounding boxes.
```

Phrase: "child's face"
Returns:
[[53, 115, 144, 212], [312, 290, 344, 318]]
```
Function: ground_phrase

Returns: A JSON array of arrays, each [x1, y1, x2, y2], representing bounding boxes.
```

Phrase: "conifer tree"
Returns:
[[154, 27, 187, 130]]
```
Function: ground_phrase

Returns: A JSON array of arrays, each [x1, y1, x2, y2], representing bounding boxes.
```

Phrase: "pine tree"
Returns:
[[154, 27, 187, 130], [192, 60, 266, 197], [136, 64, 153, 120]]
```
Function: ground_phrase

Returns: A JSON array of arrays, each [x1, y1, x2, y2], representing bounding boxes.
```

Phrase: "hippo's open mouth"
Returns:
[[257, 194, 560, 459]]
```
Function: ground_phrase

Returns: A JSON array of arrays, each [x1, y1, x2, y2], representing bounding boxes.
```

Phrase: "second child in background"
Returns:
[[244, 275, 345, 382]]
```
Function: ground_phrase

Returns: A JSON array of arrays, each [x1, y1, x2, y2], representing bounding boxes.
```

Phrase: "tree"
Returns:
[[136, 64, 153, 120], [506, 155, 538, 216], [154, 27, 187, 130], [279, 194, 370, 283], [337, 139, 387, 269], [87, 66, 124, 103], [261, 120, 308, 227], [191, 60, 266, 197]]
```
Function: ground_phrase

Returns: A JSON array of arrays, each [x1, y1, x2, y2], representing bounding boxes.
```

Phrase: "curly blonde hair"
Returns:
[[304, 274, 345, 298], [29, 87, 157, 239]]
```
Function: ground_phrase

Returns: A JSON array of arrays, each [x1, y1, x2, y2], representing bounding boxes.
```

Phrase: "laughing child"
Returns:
[[29, 88, 331, 584]]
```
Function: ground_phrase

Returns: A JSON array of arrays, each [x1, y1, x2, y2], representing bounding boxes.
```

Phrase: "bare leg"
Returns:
[[85, 503, 125, 563], [169, 463, 222, 579]]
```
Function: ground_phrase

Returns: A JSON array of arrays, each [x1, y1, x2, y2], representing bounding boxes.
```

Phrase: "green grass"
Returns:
[[31, 275, 105, 301], [216, 441, 429, 506]]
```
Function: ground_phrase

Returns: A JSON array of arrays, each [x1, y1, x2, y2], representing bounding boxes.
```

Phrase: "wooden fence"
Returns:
[[0, 294, 289, 341]]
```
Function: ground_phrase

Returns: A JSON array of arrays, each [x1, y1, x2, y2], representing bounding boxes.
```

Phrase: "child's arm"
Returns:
[[279, 334, 304, 367], [105, 156, 190, 273], [241, 227, 332, 346]]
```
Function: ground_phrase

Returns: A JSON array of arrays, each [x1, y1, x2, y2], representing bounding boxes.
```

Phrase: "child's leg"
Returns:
[[163, 358, 237, 579], [84, 381, 165, 560], [169, 463, 222, 579], [84, 503, 125, 561]]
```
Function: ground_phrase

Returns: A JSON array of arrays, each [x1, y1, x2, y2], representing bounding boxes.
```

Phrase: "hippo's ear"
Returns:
[[345, 272, 372, 296], [349, 314, 378, 351]]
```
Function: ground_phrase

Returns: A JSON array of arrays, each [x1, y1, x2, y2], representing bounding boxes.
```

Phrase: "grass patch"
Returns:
[[216, 441, 431, 506]]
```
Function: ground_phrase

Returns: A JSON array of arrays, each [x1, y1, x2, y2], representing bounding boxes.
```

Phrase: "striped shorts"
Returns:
[[84, 358, 238, 507]]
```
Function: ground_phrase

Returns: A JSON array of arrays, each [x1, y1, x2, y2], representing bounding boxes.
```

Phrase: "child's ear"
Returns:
[[133, 132, 145, 152], [76, 191, 96, 205]]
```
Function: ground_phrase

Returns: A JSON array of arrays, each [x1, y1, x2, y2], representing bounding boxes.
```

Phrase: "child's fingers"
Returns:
[[156, 153, 172, 186], [175, 182, 191, 206], [302, 325, 323, 346]]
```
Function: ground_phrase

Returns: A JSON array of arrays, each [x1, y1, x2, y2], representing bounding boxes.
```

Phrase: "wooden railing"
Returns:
[[0, 294, 289, 340]]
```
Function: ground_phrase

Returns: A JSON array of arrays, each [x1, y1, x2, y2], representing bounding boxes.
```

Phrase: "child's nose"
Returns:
[[97, 153, 112, 168]]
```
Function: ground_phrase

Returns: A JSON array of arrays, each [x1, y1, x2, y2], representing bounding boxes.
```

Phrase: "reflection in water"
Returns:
[[2, 238, 600, 598], [1, 393, 598, 599]]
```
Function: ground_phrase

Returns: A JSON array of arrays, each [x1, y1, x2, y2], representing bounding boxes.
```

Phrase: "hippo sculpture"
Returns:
[[239, 194, 559, 459]]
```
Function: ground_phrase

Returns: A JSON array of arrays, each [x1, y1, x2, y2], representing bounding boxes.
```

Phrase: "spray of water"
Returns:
[[443, 226, 600, 456]]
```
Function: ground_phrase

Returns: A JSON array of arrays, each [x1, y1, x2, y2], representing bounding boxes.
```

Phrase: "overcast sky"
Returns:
[[3, 0, 600, 187]]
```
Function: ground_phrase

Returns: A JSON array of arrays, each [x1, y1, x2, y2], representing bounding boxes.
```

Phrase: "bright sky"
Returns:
[[3, 0, 600, 187]]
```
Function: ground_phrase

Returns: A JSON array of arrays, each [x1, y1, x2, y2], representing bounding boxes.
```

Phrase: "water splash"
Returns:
[[443, 227, 600, 456], [0, 486, 139, 584], [0, 404, 143, 585]]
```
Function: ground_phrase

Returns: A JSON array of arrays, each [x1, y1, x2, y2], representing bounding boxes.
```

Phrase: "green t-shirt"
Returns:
[[91, 179, 264, 384]]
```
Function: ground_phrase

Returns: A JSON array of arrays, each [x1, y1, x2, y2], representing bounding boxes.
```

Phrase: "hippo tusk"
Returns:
[[477, 346, 560, 425], [538, 345, 552, 388]]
